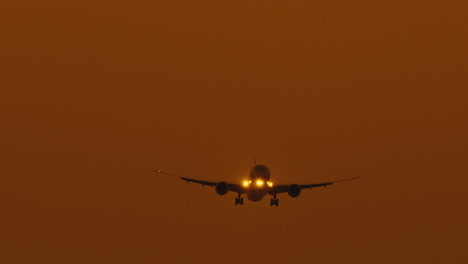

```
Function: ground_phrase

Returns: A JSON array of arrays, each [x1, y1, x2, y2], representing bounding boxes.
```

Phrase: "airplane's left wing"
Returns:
[[153, 170, 244, 193], [270, 176, 361, 194]]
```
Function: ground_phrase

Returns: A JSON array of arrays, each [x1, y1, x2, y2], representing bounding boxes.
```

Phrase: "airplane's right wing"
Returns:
[[153, 169, 245, 194]]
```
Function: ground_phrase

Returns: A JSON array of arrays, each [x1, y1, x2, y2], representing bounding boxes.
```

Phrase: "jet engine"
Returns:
[[288, 184, 301, 198], [215, 182, 229, 195]]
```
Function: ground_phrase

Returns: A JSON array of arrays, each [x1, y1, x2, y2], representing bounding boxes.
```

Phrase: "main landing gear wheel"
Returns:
[[270, 193, 279, 206], [270, 198, 279, 207], [235, 197, 244, 205], [235, 193, 244, 205]]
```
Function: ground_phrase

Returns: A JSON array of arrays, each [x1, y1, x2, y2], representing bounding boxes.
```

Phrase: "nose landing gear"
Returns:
[[235, 193, 244, 205], [270, 193, 279, 207]]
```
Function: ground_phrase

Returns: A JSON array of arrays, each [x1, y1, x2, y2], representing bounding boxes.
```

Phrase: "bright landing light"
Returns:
[[244, 180, 271, 187]]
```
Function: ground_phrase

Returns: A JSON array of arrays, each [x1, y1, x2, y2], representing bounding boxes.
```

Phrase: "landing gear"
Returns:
[[270, 193, 279, 207], [235, 193, 244, 205], [270, 198, 279, 206]]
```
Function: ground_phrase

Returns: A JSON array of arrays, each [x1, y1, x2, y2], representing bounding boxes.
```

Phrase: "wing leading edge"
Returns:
[[153, 170, 244, 193], [270, 176, 361, 194]]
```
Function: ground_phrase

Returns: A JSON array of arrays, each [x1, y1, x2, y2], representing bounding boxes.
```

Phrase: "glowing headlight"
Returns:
[[267, 181, 273, 187], [256, 180, 264, 186], [242, 180, 250, 187]]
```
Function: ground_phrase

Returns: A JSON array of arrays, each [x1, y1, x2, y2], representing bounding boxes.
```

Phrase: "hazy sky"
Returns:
[[1, 1, 467, 263]]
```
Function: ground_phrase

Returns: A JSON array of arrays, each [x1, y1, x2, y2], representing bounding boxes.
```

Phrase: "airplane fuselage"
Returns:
[[245, 164, 272, 202]]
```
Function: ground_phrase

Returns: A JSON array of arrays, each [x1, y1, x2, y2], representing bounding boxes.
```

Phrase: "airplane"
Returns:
[[153, 164, 360, 206]]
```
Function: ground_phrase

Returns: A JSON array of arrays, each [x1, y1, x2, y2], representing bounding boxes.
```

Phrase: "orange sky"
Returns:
[[1, 1, 467, 263]]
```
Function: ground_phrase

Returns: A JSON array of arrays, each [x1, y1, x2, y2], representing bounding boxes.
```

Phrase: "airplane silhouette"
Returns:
[[153, 164, 360, 206]]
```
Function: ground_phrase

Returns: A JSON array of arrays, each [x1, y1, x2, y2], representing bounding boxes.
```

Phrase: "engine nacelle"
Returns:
[[215, 182, 229, 195], [288, 184, 301, 198]]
